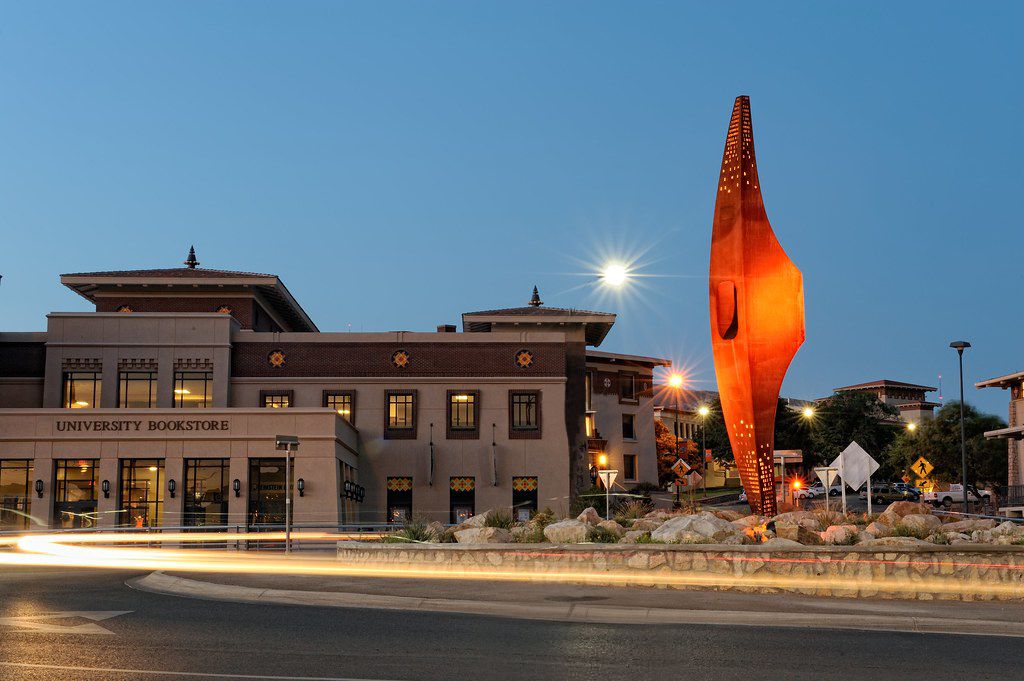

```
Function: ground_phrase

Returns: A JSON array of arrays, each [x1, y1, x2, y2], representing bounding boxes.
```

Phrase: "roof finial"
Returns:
[[528, 285, 543, 307], [184, 245, 199, 269]]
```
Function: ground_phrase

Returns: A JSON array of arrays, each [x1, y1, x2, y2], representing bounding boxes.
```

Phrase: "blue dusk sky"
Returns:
[[1, 2, 1021, 414]]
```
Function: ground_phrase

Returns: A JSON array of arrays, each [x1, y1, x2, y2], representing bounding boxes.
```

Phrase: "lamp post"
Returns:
[[950, 341, 971, 511], [275, 435, 300, 554], [667, 372, 685, 508], [698, 405, 710, 496]]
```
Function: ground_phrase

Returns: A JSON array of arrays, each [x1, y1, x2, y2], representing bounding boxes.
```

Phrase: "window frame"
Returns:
[[323, 390, 356, 425], [446, 390, 480, 439], [623, 454, 638, 481], [260, 390, 293, 409], [621, 413, 637, 440], [618, 371, 638, 404], [508, 390, 542, 439], [62, 371, 102, 409], [384, 390, 418, 439], [173, 371, 213, 409], [118, 370, 158, 408]]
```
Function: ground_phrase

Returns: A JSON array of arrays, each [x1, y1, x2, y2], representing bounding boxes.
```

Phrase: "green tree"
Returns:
[[809, 391, 901, 468], [882, 401, 1007, 486]]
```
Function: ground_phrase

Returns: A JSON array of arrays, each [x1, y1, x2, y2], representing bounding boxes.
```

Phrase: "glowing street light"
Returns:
[[906, 421, 917, 432], [801, 406, 815, 419], [667, 373, 684, 389], [601, 262, 629, 287], [697, 405, 710, 418]]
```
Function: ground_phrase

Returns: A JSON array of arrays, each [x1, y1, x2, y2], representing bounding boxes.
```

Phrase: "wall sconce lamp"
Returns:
[[589, 465, 598, 485], [232, 479, 241, 497], [34, 479, 44, 499], [168, 479, 177, 499], [297, 478, 305, 497], [342, 480, 353, 499], [101, 480, 110, 498]]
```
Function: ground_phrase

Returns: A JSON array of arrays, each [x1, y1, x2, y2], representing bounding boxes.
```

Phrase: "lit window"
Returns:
[[585, 412, 595, 437], [262, 393, 291, 409], [118, 371, 157, 408], [449, 392, 477, 430], [62, 372, 101, 409], [388, 393, 415, 429], [174, 371, 212, 408], [325, 392, 354, 423]]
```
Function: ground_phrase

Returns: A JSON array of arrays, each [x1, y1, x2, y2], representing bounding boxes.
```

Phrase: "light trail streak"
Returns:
[[3, 531, 1023, 601]]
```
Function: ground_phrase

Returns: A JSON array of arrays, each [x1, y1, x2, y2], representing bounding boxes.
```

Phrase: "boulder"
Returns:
[[761, 537, 804, 549], [865, 521, 891, 538], [900, 514, 941, 535], [597, 520, 626, 538], [820, 524, 859, 545], [619, 530, 650, 544], [711, 509, 744, 522], [630, 518, 663, 533], [576, 507, 602, 526], [651, 512, 738, 543], [457, 510, 491, 530], [510, 523, 542, 542], [928, 531, 970, 544], [644, 510, 675, 521], [941, 518, 996, 533], [731, 514, 768, 528], [543, 519, 589, 544], [858, 536, 932, 548], [991, 521, 1024, 537], [886, 501, 933, 518], [454, 527, 512, 544], [772, 511, 818, 524], [426, 521, 448, 542], [775, 521, 824, 545]]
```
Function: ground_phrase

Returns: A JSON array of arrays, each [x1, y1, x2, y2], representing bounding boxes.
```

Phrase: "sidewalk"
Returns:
[[130, 570, 1024, 637]]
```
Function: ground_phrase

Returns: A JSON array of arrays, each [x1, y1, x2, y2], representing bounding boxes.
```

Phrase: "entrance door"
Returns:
[[54, 459, 99, 528], [247, 458, 293, 530]]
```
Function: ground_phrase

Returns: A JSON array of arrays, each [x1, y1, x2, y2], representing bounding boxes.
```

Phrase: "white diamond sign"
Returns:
[[829, 441, 879, 491]]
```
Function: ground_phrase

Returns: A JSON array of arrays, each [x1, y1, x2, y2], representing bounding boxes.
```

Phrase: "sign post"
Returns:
[[830, 442, 880, 518], [813, 466, 838, 514], [597, 469, 618, 520]]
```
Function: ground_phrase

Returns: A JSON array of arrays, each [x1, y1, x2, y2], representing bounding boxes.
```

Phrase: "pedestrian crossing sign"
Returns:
[[911, 457, 933, 479]]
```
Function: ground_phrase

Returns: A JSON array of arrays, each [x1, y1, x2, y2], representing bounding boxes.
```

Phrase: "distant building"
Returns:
[[975, 370, 1024, 485], [832, 379, 939, 425]]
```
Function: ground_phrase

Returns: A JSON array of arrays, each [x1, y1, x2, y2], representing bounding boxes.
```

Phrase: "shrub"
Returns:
[[531, 508, 555, 528], [628, 482, 661, 499], [633, 532, 658, 544], [930, 532, 952, 545], [383, 516, 433, 543], [890, 522, 929, 540], [614, 499, 653, 524], [485, 508, 514, 530], [587, 526, 620, 543], [513, 524, 547, 543], [831, 530, 860, 546], [571, 486, 608, 517]]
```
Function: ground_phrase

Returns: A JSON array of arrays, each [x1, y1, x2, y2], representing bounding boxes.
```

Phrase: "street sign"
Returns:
[[773, 449, 803, 463], [704, 449, 713, 463], [830, 441, 880, 491], [671, 458, 691, 478], [901, 474, 912, 484], [915, 478, 931, 491], [597, 469, 618, 489], [911, 456, 934, 479], [813, 466, 838, 488]]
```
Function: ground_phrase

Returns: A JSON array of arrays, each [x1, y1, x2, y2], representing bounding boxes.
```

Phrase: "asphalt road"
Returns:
[[1, 567, 1022, 681]]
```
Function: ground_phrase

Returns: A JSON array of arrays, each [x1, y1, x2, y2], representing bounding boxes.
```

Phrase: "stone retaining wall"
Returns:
[[336, 543, 1024, 601]]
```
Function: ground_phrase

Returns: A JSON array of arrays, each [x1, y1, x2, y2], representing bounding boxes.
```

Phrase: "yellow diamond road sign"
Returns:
[[911, 456, 933, 479], [671, 458, 691, 478]]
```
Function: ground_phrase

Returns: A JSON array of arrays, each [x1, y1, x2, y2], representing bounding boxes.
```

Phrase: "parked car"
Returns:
[[923, 484, 992, 508], [738, 491, 747, 503], [859, 482, 920, 503], [806, 481, 842, 498], [793, 485, 815, 500]]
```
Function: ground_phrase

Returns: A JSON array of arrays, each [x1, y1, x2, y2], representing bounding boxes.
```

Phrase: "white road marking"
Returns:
[[0, 610, 131, 635], [0, 662, 404, 680]]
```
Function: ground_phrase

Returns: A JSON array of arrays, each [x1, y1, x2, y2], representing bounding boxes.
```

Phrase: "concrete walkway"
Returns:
[[130, 571, 1024, 638]]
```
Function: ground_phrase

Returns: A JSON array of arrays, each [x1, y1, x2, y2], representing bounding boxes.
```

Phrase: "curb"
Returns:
[[128, 572, 1024, 638]]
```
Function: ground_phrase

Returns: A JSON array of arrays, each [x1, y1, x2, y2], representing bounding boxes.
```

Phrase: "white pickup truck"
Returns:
[[923, 484, 991, 508]]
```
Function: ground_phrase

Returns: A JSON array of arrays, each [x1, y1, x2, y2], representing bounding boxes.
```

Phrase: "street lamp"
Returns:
[[906, 421, 917, 432], [801, 406, 815, 419], [950, 341, 972, 510], [275, 434, 300, 554]]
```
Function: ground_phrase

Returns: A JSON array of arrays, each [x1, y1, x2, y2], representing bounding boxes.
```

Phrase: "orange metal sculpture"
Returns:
[[709, 96, 805, 516]]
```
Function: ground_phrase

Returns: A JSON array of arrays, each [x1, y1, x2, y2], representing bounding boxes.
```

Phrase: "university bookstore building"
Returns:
[[0, 250, 665, 530]]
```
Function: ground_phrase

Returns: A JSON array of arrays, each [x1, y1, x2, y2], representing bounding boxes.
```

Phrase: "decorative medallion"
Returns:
[[387, 476, 413, 492], [391, 349, 410, 369], [602, 377, 612, 389], [216, 305, 232, 314], [512, 476, 538, 492], [117, 305, 133, 313], [450, 476, 475, 492], [514, 349, 534, 369], [268, 350, 287, 368]]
